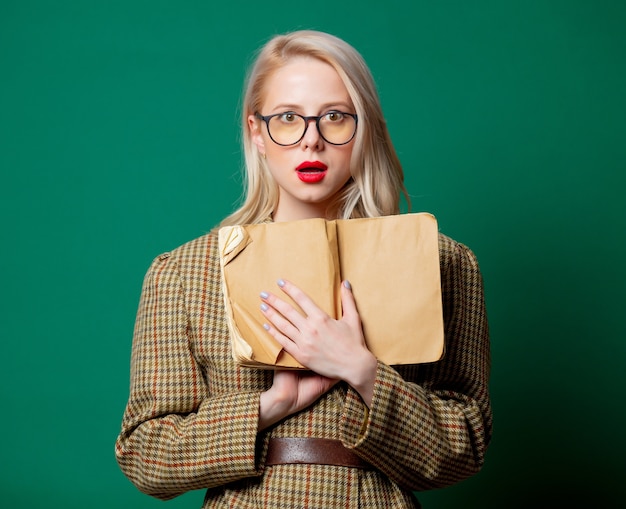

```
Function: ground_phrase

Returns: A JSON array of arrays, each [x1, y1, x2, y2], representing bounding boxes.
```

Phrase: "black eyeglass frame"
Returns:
[[254, 111, 358, 146]]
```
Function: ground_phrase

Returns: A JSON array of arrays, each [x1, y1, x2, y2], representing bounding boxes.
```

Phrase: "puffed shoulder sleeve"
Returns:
[[339, 235, 492, 490], [115, 252, 262, 500]]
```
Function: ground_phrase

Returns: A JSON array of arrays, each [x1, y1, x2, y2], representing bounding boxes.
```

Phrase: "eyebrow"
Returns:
[[268, 101, 354, 113]]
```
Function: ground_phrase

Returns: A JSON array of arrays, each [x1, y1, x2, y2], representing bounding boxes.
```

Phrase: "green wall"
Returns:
[[2, 1, 625, 507]]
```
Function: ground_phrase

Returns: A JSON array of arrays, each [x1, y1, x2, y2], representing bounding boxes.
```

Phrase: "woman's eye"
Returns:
[[325, 111, 345, 122], [279, 113, 297, 123]]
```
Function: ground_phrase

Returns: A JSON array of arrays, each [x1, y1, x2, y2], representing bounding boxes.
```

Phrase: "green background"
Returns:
[[2, 1, 625, 507]]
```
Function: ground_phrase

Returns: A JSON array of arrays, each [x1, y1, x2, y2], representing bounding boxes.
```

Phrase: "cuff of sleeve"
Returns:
[[340, 362, 417, 451], [339, 361, 388, 447], [200, 390, 266, 479]]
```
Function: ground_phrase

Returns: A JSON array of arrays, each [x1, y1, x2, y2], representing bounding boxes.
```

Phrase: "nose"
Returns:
[[300, 118, 324, 150]]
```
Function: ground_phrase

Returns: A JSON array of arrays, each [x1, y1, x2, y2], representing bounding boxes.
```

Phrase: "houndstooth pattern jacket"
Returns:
[[115, 229, 492, 508]]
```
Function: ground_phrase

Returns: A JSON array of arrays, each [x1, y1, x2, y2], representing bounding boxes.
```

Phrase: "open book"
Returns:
[[218, 212, 444, 369]]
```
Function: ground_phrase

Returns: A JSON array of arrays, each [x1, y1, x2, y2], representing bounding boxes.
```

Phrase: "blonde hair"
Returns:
[[220, 30, 409, 227]]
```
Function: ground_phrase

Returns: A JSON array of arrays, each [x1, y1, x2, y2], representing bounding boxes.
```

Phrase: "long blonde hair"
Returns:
[[220, 30, 409, 227]]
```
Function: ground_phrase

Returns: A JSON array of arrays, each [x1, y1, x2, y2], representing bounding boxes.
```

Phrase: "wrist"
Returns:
[[258, 385, 290, 431], [344, 352, 377, 407]]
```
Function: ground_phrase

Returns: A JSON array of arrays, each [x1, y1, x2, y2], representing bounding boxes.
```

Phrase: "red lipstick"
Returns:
[[296, 161, 328, 183]]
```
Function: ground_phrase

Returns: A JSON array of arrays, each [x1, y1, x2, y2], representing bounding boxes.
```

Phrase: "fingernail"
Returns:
[[343, 280, 352, 290], [263, 323, 270, 330], [260, 291, 269, 299], [260, 303, 269, 311], [277, 279, 286, 287]]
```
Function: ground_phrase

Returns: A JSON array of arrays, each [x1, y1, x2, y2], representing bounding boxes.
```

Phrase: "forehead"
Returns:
[[261, 57, 353, 111]]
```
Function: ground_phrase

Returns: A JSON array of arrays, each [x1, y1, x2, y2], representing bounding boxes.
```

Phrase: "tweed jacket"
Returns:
[[115, 228, 492, 508]]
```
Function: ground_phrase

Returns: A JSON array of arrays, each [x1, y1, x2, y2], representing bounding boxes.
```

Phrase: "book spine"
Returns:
[[326, 220, 342, 319]]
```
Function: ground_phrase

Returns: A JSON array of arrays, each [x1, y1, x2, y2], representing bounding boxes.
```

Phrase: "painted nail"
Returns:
[[277, 279, 286, 287], [263, 323, 270, 331], [343, 280, 352, 290], [260, 291, 269, 299], [260, 303, 269, 311]]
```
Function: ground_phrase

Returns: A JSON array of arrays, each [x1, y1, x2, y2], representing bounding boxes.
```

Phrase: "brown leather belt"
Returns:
[[265, 438, 371, 469]]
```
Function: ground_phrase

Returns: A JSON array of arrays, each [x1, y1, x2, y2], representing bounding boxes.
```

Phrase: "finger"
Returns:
[[275, 278, 327, 319], [260, 290, 308, 330], [260, 299, 301, 340], [340, 280, 361, 326], [262, 321, 303, 361]]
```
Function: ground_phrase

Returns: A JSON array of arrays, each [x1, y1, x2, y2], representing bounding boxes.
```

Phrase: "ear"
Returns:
[[248, 114, 266, 156]]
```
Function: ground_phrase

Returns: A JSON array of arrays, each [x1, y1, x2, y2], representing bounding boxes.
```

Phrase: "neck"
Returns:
[[272, 200, 338, 223]]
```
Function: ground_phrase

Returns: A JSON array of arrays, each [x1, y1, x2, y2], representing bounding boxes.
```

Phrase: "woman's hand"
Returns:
[[259, 370, 337, 430], [259, 279, 378, 407]]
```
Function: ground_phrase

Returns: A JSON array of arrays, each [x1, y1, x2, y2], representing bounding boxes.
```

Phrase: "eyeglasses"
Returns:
[[255, 111, 358, 146]]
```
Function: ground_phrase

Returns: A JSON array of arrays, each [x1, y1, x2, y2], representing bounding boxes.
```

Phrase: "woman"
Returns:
[[115, 30, 492, 508]]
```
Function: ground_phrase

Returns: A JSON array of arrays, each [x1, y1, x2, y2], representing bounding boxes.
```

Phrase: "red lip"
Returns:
[[296, 161, 328, 183], [296, 161, 328, 172]]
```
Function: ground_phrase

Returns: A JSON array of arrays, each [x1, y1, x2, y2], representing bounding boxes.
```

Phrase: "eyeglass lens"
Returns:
[[267, 113, 356, 145]]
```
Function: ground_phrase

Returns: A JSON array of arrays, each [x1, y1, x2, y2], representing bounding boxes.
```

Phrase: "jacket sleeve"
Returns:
[[114, 254, 263, 500], [339, 238, 492, 490]]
